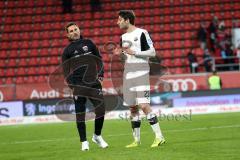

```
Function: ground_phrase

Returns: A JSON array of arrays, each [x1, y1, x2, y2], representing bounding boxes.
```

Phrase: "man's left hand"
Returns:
[[122, 48, 136, 55]]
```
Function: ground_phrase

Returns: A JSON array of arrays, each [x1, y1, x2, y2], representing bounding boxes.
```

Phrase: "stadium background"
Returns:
[[0, 0, 240, 159]]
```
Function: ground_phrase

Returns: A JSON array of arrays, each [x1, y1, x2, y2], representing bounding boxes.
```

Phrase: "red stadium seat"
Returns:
[[23, 16, 33, 24], [173, 58, 183, 67], [0, 68, 5, 76], [184, 40, 193, 48], [63, 14, 72, 21], [19, 49, 29, 57], [37, 75, 47, 83], [39, 57, 50, 65], [175, 67, 186, 74], [51, 48, 61, 56], [102, 72, 108, 78], [16, 76, 24, 84], [5, 77, 14, 84], [174, 32, 183, 40], [8, 59, 17, 67], [30, 49, 39, 57], [184, 31, 193, 39], [48, 65, 57, 74], [16, 67, 26, 76], [27, 67, 36, 75], [38, 66, 47, 75], [18, 58, 28, 66], [174, 49, 186, 57], [0, 59, 5, 68], [21, 32, 29, 40], [5, 68, 15, 77], [52, 31, 60, 39], [11, 41, 19, 49], [163, 41, 172, 49], [31, 40, 39, 48], [173, 7, 181, 14], [32, 32, 40, 39], [28, 57, 39, 66], [42, 40, 50, 47], [163, 32, 171, 41], [174, 41, 182, 49], [1, 33, 9, 41], [50, 56, 60, 65], [40, 48, 50, 56], [26, 76, 35, 83], [34, 15, 42, 23], [8, 50, 19, 58], [183, 23, 192, 30], [42, 23, 52, 30], [162, 59, 172, 67]]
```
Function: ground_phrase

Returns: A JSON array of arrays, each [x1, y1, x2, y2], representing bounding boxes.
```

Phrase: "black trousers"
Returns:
[[73, 81, 105, 142]]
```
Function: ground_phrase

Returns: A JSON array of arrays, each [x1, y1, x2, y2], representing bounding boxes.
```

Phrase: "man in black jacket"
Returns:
[[62, 22, 108, 151]]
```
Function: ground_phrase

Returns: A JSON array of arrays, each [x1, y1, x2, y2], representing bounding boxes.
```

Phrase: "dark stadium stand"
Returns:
[[0, 0, 239, 84]]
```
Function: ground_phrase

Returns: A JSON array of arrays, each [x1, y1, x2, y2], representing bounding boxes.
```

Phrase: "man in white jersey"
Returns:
[[114, 10, 165, 148]]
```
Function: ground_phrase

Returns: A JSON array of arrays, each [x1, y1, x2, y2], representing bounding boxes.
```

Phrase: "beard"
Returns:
[[119, 24, 128, 30], [68, 33, 80, 41]]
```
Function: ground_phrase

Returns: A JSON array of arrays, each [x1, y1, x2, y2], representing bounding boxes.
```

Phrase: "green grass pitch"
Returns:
[[0, 112, 240, 160]]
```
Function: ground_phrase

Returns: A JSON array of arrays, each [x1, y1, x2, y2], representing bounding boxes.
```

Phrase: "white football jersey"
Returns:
[[121, 28, 154, 64]]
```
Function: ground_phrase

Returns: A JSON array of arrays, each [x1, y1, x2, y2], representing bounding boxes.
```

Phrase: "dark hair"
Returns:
[[118, 10, 135, 25], [65, 22, 78, 33]]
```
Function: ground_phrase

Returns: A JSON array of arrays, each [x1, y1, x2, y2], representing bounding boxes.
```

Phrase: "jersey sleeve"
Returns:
[[135, 30, 156, 57], [140, 32, 150, 51]]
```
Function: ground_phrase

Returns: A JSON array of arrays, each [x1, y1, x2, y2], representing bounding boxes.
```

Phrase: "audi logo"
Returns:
[[154, 78, 197, 92], [166, 79, 197, 92]]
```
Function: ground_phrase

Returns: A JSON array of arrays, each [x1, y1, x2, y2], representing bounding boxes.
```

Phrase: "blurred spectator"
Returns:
[[187, 50, 198, 73], [197, 22, 207, 50], [217, 21, 228, 49], [208, 70, 222, 90], [208, 16, 218, 52], [203, 49, 212, 72], [225, 45, 235, 71], [62, 0, 73, 13]]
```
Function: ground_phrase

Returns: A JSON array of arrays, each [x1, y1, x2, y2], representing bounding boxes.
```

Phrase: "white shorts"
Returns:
[[123, 69, 150, 106]]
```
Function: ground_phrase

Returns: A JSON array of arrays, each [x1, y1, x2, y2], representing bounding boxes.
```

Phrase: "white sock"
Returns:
[[147, 113, 164, 139], [133, 127, 140, 142], [132, 115, 141, 142], [151, 122, 163, 139]]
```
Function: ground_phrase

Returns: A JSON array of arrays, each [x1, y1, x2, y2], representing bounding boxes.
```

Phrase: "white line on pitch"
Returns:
[[0, 124, 239, 145]]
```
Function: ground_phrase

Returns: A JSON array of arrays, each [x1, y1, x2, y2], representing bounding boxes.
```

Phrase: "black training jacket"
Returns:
[[62, 38, 104, 86]]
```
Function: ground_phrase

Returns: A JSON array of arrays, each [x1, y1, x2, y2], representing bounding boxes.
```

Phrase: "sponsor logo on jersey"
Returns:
[[82, 46, 88, 52]]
